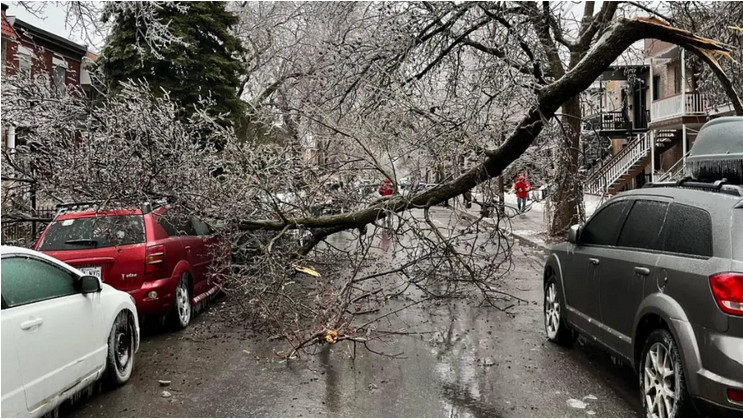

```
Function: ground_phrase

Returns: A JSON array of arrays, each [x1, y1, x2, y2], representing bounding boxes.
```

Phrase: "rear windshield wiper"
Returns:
[[64, 239, 100, 248]]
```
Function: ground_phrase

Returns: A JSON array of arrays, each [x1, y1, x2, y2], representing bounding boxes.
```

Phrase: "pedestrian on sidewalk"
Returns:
[[463, 190, 472, 209], [378, 179, 394, 197], [513, 174, 532, 214], [379, 179, 394, 229]]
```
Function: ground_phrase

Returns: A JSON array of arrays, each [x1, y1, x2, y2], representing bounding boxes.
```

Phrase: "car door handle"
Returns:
[[184, 246, 191, 252], [634, 266, 651, 276], [20, 317, 43, 330], [589, 258, 600, 266]]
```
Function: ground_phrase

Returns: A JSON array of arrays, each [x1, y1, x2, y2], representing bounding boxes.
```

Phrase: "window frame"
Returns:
[[659, 203, 714, 259], [615, 199, 670, 252], [191, 217, 212, 236], [52, 64, 66, 93], [578, 199, 632, 247], [17, 45, 32, 78], [652, 75, 661, 100], [157, 212, 197, 237], [1, 255, 82, 309]]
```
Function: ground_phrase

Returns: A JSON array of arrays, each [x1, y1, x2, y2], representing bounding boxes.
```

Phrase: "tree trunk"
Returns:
[[549, 95, 582, 236]]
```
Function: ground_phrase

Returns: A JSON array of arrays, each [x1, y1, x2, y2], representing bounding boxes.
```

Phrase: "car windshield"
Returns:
[[37, 215, 146, 251]]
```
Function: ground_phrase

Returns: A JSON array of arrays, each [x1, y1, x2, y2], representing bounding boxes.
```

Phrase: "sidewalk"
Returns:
[[451, 193, 605, 251]]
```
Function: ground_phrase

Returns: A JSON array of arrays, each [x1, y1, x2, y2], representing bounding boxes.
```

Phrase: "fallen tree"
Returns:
[[2, 16, 741, 356]]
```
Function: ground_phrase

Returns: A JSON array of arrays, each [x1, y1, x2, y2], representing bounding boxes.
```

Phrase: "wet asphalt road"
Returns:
[[65, 208, 643, 417]]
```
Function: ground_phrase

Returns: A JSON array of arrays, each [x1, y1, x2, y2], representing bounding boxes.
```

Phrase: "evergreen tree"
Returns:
[[99, 2, 246, 126]]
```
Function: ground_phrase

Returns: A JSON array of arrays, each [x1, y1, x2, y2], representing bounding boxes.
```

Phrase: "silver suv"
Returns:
[[543, 180, 743, 416]]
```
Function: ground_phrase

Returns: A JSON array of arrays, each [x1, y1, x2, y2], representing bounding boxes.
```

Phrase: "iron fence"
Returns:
[[1, 205, 57, 248]]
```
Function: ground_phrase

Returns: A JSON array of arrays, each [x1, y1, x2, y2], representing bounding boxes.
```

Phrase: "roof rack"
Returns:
[[643, 177, 743, 197], [55, 202, 100, 215], [54, 198, 170, 216], [141, 198, 169, 214]]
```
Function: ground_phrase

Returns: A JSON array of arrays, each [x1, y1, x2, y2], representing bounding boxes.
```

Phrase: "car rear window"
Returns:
[[37, 215, 146, 251], [661, 203, 713, 257]]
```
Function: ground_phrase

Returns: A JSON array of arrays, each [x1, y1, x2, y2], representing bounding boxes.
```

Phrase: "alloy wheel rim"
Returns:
[[545, 281, 560, 339], [177, 280, 191, 324], [643, 342, 677, 418]]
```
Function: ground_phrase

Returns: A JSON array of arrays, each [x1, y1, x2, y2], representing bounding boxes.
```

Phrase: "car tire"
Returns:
[[168, 274, 192, 330], [105, 311, 135, 386], [639, 329, 694, 418], [544, 274, 574, 345]]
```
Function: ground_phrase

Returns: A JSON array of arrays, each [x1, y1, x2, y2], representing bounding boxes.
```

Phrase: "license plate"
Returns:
[[79, 266, 102, 279]]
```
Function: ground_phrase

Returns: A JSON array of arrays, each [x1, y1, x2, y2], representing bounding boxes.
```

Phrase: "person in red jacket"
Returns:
[[513, 174, 532, 213], [378, 179, 394, 229], [379, 179, 394, 197]]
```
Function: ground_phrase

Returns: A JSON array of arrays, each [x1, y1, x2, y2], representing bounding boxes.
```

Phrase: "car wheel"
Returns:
[[639, 329, 694, 418], [168, 274, 192, 330], [105, 311, 135, 386], [544, 274, 574, 345]]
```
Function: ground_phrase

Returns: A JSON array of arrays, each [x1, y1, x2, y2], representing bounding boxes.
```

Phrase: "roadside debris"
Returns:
[[566, 399, 587, 409]]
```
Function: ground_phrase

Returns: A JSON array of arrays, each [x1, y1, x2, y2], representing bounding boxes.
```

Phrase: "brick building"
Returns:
[[2, 3, 94, 245], [2, 3, 93, 148]]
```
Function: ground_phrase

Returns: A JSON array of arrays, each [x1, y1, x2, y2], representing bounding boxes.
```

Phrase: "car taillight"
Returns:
[[709, 272, 743, 316], [728, 388, 743, 404], [145, 245, 165, 274]]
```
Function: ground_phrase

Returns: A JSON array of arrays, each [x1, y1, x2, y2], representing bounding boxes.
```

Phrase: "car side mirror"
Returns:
[[80, 275, 102, 294], [567, 224, 582, 244]]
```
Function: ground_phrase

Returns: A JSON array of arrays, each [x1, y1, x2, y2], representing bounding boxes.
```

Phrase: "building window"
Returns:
[[1, 39, 6, 75], [17, 45, 32, 78], [53, 65, 66, 92], [52, 57, 67, 93], [652, 75, 660, 100]]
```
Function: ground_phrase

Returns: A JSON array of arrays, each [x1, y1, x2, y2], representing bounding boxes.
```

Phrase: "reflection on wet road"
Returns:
[[68, 208, 642, 417]]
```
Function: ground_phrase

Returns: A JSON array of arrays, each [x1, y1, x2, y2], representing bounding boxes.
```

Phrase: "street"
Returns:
[[65, 208, 641, 418]]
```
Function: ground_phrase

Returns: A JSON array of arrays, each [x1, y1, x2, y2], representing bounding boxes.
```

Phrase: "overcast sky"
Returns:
[[6, 1, 104, 51]]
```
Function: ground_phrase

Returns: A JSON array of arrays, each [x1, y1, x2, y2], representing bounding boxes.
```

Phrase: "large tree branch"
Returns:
[[525, 2, 565, 79], [406, 17, 491, 84], [238, 19, 742, 246], [477, 4, 547, 83], [576, 2, 618, 51], [459, 37, 538, 79]]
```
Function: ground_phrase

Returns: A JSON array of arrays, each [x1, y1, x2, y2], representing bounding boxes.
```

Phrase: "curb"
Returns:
[[454, 208, 551, 252]]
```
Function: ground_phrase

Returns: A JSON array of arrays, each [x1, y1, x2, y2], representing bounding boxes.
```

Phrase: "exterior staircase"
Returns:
[[585, 132, 652, 196]]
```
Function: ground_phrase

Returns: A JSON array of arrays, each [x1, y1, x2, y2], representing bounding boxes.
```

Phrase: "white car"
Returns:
[[1, 246, 140, 417]]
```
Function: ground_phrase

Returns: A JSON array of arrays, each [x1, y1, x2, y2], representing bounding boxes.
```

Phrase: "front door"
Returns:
[[1, 255, 102, 412], [563, 199, 631, 338], [600, 199, 669, 358]]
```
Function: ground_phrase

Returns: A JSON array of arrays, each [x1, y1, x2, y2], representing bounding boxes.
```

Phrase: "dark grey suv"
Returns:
[[543, 180, 743, 417]]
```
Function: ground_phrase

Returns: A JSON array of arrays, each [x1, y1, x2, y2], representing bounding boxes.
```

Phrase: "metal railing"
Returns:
[[585, 109, 649, 131], [585, 132, 652, 195], [685, 92, 706, 114], [1, 205, 56, 247], [651, 92, 706, 122], [655, 150, 691, 183]]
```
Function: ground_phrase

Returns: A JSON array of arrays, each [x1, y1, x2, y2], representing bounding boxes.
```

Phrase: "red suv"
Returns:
[[33, 203, 226, 330]]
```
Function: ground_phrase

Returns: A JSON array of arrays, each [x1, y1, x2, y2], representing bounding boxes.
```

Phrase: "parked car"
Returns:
[[543, 182, 743, 416], [33, 203, 226, 330], [1, 246, 139, 417]]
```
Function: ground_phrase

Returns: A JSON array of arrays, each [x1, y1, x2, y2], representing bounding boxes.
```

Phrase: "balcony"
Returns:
[[650, 92, 706, 122], [585, 110, 649, 134]]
